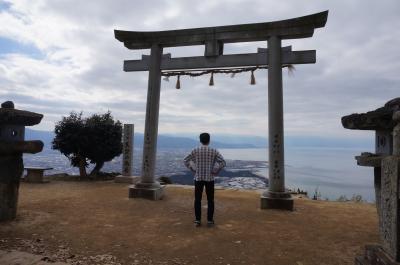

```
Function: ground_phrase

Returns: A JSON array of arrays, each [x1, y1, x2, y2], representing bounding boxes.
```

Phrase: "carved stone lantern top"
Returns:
[[0, 101, 43, 126], [342, 98, 400, 165], [341, 97, 400, 131], [0, 101, 44, 155]]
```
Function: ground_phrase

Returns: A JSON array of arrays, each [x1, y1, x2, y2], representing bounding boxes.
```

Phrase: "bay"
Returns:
[[220, 147, 374, 202], [23, 146, 375, 202]]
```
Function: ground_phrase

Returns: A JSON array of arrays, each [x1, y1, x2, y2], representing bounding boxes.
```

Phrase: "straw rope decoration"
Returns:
[[161, 65, 295, 89]]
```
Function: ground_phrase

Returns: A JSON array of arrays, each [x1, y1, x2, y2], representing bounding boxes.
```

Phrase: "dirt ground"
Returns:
[[0, 181, 379, 265]]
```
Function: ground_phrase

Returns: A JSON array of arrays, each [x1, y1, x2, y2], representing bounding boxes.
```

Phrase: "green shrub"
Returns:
[[52, 111, 122, 178]]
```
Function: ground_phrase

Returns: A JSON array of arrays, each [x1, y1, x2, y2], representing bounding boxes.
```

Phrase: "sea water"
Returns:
[[219, 147, 374, 201], [24, 147, 375, 202]]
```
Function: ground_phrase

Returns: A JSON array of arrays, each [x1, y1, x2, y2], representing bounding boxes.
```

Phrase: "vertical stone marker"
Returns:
[[122, 124, 134, 176], [115, 124, 138, 184], [0, 101, 43, 221]]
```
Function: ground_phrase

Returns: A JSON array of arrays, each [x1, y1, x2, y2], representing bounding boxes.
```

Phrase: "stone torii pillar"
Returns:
[[114, 11, 328, 205], [260, 35, 293, 209], [129, 44, 164, 199]]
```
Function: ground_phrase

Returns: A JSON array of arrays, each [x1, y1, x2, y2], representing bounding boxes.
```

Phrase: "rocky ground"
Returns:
[[0, 181, 379, 265]]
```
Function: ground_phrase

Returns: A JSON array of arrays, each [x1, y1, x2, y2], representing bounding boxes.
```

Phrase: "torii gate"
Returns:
[[114, 11, 328, 210]]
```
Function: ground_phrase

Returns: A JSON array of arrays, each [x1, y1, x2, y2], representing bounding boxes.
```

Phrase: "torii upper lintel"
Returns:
[[114, 11, 328, 50]]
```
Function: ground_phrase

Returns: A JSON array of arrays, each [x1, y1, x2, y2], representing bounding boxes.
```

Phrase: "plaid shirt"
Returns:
[[183, 145, 226, 181]]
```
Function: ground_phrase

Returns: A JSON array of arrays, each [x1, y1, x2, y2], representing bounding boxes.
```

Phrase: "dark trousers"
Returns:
[[194, 180, 214, 221]]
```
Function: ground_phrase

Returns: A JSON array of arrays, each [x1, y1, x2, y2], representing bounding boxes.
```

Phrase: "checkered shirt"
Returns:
[[183, 145, 226, 181]]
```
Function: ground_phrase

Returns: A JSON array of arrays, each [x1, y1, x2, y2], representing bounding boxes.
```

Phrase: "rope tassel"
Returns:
[[287, 64, 296, 76], [176, 75, 181, 89], [209, 72, 214, 86], [250, 70, 256, 85]]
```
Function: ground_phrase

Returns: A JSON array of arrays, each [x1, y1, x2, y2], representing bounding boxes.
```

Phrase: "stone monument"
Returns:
[[122, 124, 134, 176], [342, 97, 400, 265], [115, 124, 139, 184], [0, 101, 43, 221]]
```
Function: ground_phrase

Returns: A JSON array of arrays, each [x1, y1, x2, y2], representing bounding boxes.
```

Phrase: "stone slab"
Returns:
[[355, 245, 400, 265], [129, 185, 164, 200], [0, 250, 69, 265], [0, 250, 42, 264], [260, 196, 294, 211], [0, 250, 68, 265], [114, 175, 140, 184], [356, 153, 385, 168]]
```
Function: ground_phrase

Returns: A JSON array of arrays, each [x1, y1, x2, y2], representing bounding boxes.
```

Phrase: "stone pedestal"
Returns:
[[129, 184, 164, 200], [114, 175, 140, 184], [0, 156, 22, 221], [260, 191, 293, 210], [26, 170, 43, 183], [356, 245, 400, 265], [25, 167, 52, 183]]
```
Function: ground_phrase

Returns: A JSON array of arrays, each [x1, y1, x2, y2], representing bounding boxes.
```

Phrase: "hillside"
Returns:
[[0, 181, 379, 265]]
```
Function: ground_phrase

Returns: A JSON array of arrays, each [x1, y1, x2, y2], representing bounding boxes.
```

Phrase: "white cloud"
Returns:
[[0, 0, 399, 139]]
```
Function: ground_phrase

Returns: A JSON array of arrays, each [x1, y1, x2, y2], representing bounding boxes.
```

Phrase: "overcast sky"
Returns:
[[0, 0, 399, 140]]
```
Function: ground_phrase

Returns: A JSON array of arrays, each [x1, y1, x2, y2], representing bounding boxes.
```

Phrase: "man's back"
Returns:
[[184, 133, 225, 226], [184, 145, 226, 181]]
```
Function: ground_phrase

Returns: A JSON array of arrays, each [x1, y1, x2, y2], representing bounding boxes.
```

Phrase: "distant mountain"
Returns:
[[284, 135, 373, 149], [169, 133, 267, 148], [25, 128, 55, 147], [25, 129, 373, 150], [166, 133, 373, 149], [25, 129, 256, 149]]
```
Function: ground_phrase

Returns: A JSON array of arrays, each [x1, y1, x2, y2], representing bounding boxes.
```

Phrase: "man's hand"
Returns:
[[211, 170, 219, 176]]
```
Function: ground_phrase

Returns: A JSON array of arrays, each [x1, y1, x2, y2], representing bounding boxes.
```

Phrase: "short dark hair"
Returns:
[[199, 133, 210, 145]]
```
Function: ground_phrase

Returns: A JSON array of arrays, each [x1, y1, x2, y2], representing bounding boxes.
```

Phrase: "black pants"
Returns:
[[194, 180, 214, 222]]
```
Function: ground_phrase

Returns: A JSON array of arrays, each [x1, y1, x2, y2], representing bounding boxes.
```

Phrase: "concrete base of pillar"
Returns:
[[128, 184, 164, 200], [114, 175, 140, 184], [260, 191, 294, 211], [355, 245, 400, 265]]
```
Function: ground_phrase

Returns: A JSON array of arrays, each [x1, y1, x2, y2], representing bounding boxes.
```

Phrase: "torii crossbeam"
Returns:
[[114, 11, 328, 210]]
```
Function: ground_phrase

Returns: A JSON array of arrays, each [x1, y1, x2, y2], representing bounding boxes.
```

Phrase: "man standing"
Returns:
[[184, 133, 226, 227]]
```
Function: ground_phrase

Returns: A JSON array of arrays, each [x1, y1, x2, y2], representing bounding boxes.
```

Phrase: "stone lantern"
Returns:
[[342, 97, 400, 265], [0, 101, 44, 221]]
